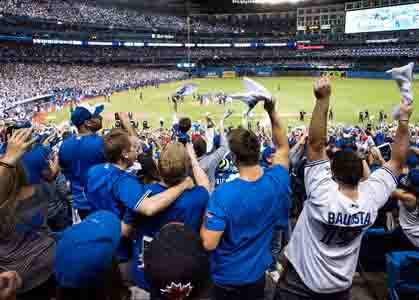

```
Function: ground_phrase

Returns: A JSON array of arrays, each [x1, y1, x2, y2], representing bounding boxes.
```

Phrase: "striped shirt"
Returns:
[[0, 166, 56, 293]]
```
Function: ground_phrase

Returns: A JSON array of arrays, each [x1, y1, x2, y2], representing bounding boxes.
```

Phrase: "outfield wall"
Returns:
[[196, 67, 414, 80]]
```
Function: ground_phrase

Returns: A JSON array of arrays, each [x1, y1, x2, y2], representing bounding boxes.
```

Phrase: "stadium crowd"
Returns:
[[2, 43, 418, 69], [0, 0, 230, 33], [0, 63, 186, 113], [0, 73, 418, 300]]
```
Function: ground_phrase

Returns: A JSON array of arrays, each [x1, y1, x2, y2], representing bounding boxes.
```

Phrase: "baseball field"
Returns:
[[48, 76, 419, 128]]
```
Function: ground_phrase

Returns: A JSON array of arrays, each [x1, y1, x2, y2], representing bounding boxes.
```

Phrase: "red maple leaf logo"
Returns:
[[160, 282, 193, 300]]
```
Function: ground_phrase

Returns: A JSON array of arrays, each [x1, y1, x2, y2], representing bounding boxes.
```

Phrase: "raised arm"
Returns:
[[385, 102, 413, 176], [186, 143, 210, 191], [137, 177, 194, 217], [391, 189, 417, 210], [264, 97, 289, 170], [119, 112, 139, 138], [0, 129, 36, 207], [307, 77, 331, 162]]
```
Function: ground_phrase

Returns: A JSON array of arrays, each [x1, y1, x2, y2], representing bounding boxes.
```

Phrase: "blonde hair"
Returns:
[[158, 143, 189, 187]]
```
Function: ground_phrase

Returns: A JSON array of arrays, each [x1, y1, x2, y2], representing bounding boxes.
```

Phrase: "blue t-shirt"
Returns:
[[21, 144, 51, 184], [59, 134, 106, 210], [204, 165, 290, 286], [87, 163, 152, 216], [130, 183, 209, 290]]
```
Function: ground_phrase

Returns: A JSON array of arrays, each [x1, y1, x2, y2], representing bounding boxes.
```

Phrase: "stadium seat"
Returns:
[[386, 251, 419, 300], [359, 228, 395, 272]]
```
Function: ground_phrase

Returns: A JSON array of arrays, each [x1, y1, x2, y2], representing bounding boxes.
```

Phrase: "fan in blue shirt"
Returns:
[[87, 128, 196, 262], [58, 104, 106, 218], [201, 98, 290, 299], [87, 128, 195, 218], [129, 142, 210, 290]]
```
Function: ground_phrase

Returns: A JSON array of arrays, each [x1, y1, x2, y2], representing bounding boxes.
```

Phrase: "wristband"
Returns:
[[399, 119, 409, 122], [0, 161, 15, 169]]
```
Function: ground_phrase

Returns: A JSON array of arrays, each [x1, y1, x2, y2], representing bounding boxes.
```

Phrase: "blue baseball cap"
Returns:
[[406, 154, 418, 169], [21, 144, 51, 184], [71, 104, 104, 127], [407, 169, 419, 193], [54, 210, 121, 288], [262, 146, 276, 164]]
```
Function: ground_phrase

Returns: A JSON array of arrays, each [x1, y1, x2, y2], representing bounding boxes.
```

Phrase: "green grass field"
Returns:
[[49, 77, 419, 128]]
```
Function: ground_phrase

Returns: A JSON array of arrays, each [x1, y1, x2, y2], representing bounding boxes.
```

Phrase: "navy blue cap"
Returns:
[[406, 154, 418, 169], [407, 169, 419, 193], [21, 144, 51, 184], [54, 210, 121, 288], [262, 146, 276, 164], [71, 104, 104, 127]]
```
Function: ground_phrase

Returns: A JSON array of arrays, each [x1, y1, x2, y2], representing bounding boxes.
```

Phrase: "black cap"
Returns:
[[144, 223, 209, 300]]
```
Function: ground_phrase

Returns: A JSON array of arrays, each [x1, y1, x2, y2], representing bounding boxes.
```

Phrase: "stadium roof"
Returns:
[[97, 0, 348, 15]]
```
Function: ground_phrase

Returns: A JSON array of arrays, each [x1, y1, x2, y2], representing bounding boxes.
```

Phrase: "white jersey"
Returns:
[[286, 160, 398, 293], [399, 200, 419, 248]]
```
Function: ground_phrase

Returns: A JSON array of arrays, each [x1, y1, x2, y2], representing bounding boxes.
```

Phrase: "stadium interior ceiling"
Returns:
[[95, 0, 350, 14]]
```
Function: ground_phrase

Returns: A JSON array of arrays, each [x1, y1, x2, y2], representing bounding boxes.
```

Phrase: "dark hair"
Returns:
[[193, 137, 207, 158], [62, 131, 73, 140], [178, 118, 191, 134], [103, 129, 130, 163], [228, 128, 260, 167], [137, 154, 160, 184], [331, 151, 363, 187]]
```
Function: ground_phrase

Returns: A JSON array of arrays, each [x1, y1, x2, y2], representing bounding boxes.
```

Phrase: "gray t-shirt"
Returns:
[[198, 132, 229, 192], [286, 160, 397, 293], [399, 200, 419, 248]]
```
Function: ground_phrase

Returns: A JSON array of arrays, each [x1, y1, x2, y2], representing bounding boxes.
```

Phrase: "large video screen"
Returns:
[[345, 3, 419, 34]]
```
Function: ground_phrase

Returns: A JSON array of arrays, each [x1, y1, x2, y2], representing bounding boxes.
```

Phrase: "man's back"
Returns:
[[87, 163, 150, 217], [59, 134, 105, 210], [286, 160, 398, 293], [205, 165, 289, 286]]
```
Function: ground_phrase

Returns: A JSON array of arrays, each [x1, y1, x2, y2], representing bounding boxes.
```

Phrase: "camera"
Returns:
[[114, 113, 121, 128]]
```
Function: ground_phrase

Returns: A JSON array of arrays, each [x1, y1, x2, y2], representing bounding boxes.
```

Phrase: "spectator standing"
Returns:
[[193, 118, 229, 192], [201, 96, 290, 300], [275, 78, 412, 299], [59, 104, 106, 223], [131, 142, 210, 291]]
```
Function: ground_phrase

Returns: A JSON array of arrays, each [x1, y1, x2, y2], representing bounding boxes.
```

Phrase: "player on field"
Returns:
[[275, 77, 413, 300]]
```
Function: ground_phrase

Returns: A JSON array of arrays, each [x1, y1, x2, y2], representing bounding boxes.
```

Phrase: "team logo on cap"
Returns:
[[161, 282, 193, 300]]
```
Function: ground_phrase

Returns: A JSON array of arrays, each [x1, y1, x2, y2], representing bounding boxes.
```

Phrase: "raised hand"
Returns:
[[185, 143, 198, 161], [118, 112, 131, 128], [314, 77, 331, 101], [263, 97, 276, 114], [399, 101, 414, 121], [48, 152, 60, 179], [2, 128, 36, 166], [0, 271, 22, 300]]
